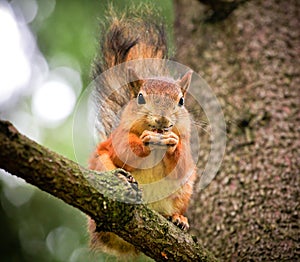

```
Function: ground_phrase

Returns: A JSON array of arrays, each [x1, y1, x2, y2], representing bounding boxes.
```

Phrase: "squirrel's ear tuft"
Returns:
[[177, 70, 193, 96], [128, 68, 144, 98]]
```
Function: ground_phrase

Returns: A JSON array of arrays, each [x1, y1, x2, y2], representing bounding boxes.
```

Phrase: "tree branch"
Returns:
[[0, 120, 217, 261]]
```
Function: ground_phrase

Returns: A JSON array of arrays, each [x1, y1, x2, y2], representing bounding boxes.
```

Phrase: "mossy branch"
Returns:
[[0, 120, 217, 261]]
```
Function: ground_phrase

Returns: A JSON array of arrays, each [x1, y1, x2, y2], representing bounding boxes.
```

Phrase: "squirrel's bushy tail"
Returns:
[[92, 5, 170, 139], [93, 5, 168, 76]]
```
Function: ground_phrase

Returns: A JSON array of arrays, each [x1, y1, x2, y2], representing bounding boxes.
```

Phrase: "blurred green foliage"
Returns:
[[0, 0, 173, 261]]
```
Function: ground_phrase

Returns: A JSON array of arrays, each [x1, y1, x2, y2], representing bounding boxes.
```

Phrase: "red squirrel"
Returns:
[[88, 7, 197, 258]]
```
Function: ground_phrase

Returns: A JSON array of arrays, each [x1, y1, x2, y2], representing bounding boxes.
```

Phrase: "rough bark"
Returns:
[[0, 120, 217, 262], [174, 0, 300, 260]]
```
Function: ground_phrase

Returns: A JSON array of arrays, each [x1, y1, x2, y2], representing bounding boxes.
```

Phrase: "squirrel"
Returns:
[[88, 6, 197, 259]]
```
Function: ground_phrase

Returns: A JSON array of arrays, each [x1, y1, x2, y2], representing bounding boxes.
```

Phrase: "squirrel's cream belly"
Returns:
[[131, 160, 166, 184], [131, 158, 178, 216]]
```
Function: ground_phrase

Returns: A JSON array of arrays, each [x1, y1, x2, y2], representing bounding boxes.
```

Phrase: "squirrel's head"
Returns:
[[126, 69, 193, 135]]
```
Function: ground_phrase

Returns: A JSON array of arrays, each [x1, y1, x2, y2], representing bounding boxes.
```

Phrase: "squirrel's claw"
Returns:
[[115, 169, 136, 183], [168, 214, 189, 231], [114, 169, 142, 202]]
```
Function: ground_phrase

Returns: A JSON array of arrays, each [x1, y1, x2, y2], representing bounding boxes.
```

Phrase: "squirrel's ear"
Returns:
[[128, 68, 144, 98], [177, 70, 193, 96]]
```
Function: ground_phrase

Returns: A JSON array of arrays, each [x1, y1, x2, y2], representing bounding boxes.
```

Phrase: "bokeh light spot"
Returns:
[[32, 80, 76, 125], [0, 5, 31, 105]]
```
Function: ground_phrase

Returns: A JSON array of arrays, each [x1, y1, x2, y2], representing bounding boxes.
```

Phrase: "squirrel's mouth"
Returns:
[[152, 129, 164, 134], [150, 123, 173, 134], [152, 128, 170, 134]]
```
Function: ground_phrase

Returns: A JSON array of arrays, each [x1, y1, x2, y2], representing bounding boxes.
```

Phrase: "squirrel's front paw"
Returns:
[[168, 214, 189, 231], [140, 130, 179, 153], [140, 130, 161, 146], [163, 132, 179, 154], [115, 169, 137, 184]]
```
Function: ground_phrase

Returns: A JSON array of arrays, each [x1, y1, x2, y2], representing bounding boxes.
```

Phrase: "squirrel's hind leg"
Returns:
[[168, 214, 189, 231]]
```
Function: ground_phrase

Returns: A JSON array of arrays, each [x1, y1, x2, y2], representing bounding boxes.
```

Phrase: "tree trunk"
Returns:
[[174, 0, 300, 260]]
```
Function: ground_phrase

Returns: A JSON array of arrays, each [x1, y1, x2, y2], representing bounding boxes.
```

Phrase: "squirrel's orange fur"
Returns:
[[88, 6, 197, 259]]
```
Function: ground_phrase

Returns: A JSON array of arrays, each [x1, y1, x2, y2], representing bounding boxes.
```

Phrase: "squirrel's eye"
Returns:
[[178, 97, 184, 107], [137, 93, 146, 104]]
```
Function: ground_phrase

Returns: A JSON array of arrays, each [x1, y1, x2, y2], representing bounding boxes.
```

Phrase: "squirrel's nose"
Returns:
[[154, 116, 172, 128]]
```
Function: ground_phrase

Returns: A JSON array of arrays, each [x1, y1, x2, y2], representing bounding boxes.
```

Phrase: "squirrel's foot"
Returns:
[[115, 169, 137, 184], [113, 169, 143, 203], [168, 214, 189, 231]]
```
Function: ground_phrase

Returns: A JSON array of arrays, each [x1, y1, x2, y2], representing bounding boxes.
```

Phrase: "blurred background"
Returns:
[[0, 0, 173, 261]]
